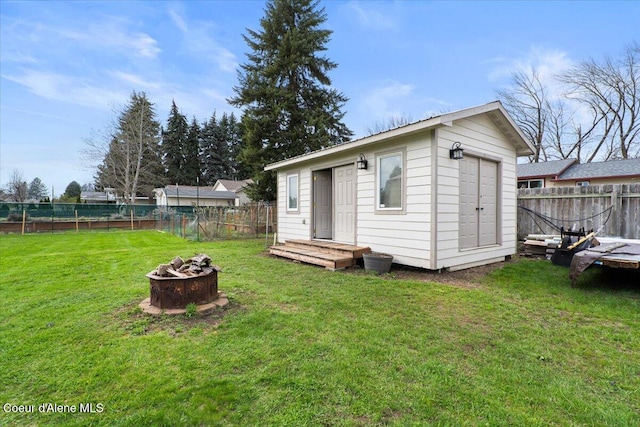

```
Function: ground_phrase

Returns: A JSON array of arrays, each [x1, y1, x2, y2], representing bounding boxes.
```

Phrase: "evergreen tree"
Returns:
[[27, 177, 48, 200], [229, 0, 352, 200], [162, 100, 189, 184], [219, 112, 248, 180], [183, 117, 202, 185], [200, 113, 228, 185], [95, 91, 162, 203]]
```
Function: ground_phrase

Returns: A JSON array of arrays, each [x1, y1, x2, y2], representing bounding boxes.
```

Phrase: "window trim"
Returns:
[[517, 179, 544, 189], [286, 173, 300, 213], [375, 148, 406, 215]]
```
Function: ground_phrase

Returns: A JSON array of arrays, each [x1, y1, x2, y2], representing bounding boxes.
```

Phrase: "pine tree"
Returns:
[[219, 112, 247, 180], [183, 117, 202, 185], [162, 100, 189, 184], [229, 0, 352, 200], [200, 113, 228, 185]]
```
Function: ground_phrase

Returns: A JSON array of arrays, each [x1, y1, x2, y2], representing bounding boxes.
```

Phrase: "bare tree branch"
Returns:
[[560, 42, 640, 161]]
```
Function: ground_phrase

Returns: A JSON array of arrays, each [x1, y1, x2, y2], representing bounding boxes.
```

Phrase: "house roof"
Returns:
[[214, 179, 253, 193], [265, 101, 535, 171], [553, 158, 640, 181], [516, 158, 577, 179], [161, 185, 236, 199], [81, 191, 117, 202]]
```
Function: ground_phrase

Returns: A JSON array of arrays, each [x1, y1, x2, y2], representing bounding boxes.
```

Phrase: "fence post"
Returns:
[[21, 209, 26, 235], [610, 188, 618, 237], [265, 202, 270, 247]]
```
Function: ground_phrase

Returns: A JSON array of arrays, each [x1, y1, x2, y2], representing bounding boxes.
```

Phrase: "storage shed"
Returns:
[[265, 101, 535, 271]]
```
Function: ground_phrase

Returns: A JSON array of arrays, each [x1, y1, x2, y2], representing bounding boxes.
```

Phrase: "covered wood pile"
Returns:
[[150, 253, 221, 278], [521, 234, 562, 259]]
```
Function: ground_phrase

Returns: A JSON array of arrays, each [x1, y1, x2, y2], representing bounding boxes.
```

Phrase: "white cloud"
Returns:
[[2, 70, 129, 109], [166, 9, 238, 73], [346, 1, 396, 29], [168, 9, 189, 33], [57, 21, 161, 59], [488, 46, 574, 97], [109, 70, 161, 90], [362, 80, 415, 119], [127, 32, 161, 59]]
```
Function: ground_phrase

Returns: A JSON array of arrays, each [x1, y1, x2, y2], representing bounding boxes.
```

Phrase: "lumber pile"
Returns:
[[150, 253, 221, 278], [521, 234, 561, 259]]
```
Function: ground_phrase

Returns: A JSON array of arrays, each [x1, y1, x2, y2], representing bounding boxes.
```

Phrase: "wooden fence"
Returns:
[[517, 184, 640, 240]]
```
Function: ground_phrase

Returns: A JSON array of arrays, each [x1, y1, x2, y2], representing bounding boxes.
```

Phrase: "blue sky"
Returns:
[[1, 0, 638, 197]]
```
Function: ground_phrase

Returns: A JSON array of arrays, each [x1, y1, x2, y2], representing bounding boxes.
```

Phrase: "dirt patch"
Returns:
[[350, 259, 509, 289], [115, 299, 243, 336]]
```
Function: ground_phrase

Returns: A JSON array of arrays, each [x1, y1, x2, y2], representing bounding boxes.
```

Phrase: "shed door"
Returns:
[[334, 165, 355, 244], [313, 170, 332, 239], [459, 157, 498, 249], [459, 157, 479, 249], [479, 160, 498, 246]]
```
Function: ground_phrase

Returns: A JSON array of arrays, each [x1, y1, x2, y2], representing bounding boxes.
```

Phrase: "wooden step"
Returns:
[[284, 239, 371, 258], [269, 245, 355, 270]]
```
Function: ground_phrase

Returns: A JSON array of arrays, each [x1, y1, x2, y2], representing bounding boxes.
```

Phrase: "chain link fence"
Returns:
[[0, 201, 276, 242]]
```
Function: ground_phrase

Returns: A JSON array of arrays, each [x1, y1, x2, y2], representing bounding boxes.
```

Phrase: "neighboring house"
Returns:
[[517, 158, 640, 187], [80, 188, 118, 203], [154, 185, 237, 207], [265, 101, 534, 271], [551, 158, 640, 186], [516, 159, 577, 188], [212, 179, 254, 206]]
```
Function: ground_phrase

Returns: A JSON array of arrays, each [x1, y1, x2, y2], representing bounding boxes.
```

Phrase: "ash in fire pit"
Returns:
[[139, 253, 228, 315]]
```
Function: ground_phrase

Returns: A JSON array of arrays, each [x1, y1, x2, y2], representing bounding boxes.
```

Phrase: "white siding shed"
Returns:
[[265, 101, 534, 271]]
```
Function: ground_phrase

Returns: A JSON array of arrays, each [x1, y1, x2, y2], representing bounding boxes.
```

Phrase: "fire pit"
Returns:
[[140, 254, 227, 315]]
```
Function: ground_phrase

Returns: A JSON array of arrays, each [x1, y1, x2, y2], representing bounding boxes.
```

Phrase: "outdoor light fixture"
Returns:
[[449, 142, 464, 160], [357, 153, 368, 170]]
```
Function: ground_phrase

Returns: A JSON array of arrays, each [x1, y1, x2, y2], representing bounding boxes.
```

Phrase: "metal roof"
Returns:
[[265, 101, 535, 171], [162, 186, 236, 199]]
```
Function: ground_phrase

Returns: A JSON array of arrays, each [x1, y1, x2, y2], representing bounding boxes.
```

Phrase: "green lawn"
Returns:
[[1, 231, 638, 426]]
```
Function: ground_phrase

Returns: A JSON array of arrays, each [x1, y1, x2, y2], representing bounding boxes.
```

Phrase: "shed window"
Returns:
[[378, 152, 403, 210], [287, 174, 299, 211]]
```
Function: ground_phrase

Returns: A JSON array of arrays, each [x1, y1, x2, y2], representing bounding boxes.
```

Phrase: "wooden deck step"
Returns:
[[269, 246, 355, 270], [285, 239, 371, 258], [269, 240, 371, 270]]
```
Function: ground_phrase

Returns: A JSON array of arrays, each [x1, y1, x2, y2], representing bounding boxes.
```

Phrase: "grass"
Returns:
[[0, 231, 639, 426]]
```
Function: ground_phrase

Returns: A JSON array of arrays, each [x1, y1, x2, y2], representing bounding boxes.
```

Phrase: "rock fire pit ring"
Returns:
[[139, 253, 228, 316]]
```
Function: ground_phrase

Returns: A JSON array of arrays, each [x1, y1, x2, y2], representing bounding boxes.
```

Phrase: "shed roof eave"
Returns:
[[264, 116, 449, 171], [265, 100, 533, 171]]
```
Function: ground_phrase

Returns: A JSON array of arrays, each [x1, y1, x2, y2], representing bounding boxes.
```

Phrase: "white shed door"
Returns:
[[479, 159, 498, 246], [459, 157, 479, 249], [459, 157, 498, 249], [334, 165, 355, 244]]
